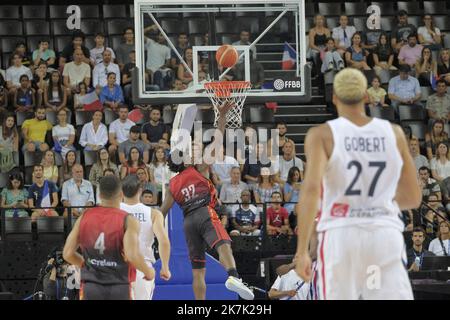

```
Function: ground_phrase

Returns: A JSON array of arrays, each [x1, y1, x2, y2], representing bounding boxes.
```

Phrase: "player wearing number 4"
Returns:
[[161, 101, 254, 301], [63, 175, 155, 300], [295, 68, 421, 300]]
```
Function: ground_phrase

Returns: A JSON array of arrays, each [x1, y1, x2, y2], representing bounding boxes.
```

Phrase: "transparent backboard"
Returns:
[[132, 0, 311, 105]]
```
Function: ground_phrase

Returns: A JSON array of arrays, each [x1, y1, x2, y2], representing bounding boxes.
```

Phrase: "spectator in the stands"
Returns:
[[52, 108, 75, 159], [438, 49, 450, 84], [0, 114, 19, 168], [73, 82, 89, 111], [1, 172, 28, 217], [411, 138, 429, 172], [407, 227, 435, 271], [120, 146, 149, 179], [141, 189, 157, 207], [21, 106, 52, 153], [33, 62, 50, 106], [415, 47, 437, 86], [122, 50, 136, 107], [417, 15, 442, 52], [136, 166, 158, 197], [6, 53, 33, 95], [93, 50, 120, 88], [388, 64, 422, 113], [242, 143, 269, 190], [229, 189, 261, 237], [268, 257, 310, 300], [219, 166, 248, 205], [321, 38, 344, 73], [141, 108, 170, 152], [62, 48, 91, 96], [268, 121, 296, 157], [362, 28, 383, 52], [345, 32, 371, 70], [79, 110, 108, 151], [273, 140, 304, 183], [116, 27, 135, 71], [0, 73, 8, 112], [143, 25, 173, 89], [13, 75, 35, 113], [170, 33, 190, 70], [118, 125, 149, 165], [307, 15, 330, 71], [266, 191, 293, 236], [88, 148, 119, 189], [59, 150, 77, 186], [426, 80, 450, 124], [28, 165, 59, 221], [13, 42, 32, 69], [367, 76, 388, 108], [177, 48, 194, 86], [211, 146, 240, 188], [108, 105, 135, 159], [148, 146, 170, 194], [428, 221, 450, 256], [373, 33, 397, 77], [32, 39, 56, 69], [398, 34, 423, 69], [425, 120, 448, 160], [40, 150, 59, 185], [99, 72, 124, 113], [62, 164, 94, 219], [254, 167, 282, 205], [235, 54, 265, 89], [418, 166, 441, 201], [95, 168, 117, 204], [332, 15, 357, 57], [59, 31, 91, 71], [284, 166, 301, 216], [233, 29, 257, 62], [44, 71, 67, 112], [391, 10, 418, 52], [430, 142, 450, 195], [90, 33, 116, 66]]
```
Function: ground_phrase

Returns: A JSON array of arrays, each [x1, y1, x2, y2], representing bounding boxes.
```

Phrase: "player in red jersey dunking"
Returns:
[[63, 175, 155, 300], [161, 101, 254, 300]]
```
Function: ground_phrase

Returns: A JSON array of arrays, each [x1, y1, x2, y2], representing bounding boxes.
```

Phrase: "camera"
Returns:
[[45, 249, 66, 275]]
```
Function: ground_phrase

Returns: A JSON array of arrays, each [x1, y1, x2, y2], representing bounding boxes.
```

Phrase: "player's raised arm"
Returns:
[[204, 101, 235, 161], [160, 188, 175, 218], [63, 214, 85, 268], [152, 209, 171, 281], [392, 124, 422, 210], [124, 215, 155, 281], [295, 126, 330, 281]]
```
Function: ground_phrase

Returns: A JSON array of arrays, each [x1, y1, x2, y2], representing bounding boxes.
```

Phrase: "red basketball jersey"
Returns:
[[79, 207, 136, 285], [169, 166, 217, 215]]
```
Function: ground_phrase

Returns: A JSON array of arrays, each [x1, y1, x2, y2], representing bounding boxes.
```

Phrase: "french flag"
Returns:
[[79, 90, 103, 111], [41, 180, 52, 215], [282, 42, 297, 70]]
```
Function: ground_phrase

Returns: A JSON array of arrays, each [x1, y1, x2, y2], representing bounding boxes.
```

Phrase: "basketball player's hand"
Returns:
[[160, 267, 171, 281], [217, 101, 235, 116], [286, 290, 297, 297], [295, 252, 312, 282]]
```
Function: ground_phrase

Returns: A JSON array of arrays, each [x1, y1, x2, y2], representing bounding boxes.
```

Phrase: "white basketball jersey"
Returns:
[[120, 203, 156, 264], [317, 117, 404, 232]]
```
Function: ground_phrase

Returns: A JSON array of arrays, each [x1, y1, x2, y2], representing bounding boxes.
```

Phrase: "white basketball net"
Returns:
[[204, 81, 251, 129]]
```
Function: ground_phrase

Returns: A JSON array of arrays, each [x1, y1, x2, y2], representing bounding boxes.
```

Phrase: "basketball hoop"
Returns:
[[204, 81, 251, 129]]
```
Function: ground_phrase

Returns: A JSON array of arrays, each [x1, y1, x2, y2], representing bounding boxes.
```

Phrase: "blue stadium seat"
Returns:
[[102, 4, 128, 19], [22, 5, 47, 19], [24, 20, 50, 37], [0, 6, 20, 19], [0, 21, 23, 36]]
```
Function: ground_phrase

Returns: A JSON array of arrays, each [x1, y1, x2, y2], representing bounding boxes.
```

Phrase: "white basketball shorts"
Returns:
[[133, 269, 156, 300]]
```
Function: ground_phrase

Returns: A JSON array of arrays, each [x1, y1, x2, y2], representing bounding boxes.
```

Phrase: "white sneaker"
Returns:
[[225, 276, 254, 300]]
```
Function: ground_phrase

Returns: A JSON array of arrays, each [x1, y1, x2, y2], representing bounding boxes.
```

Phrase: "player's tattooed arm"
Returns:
[[63, 214, 85, 268], [160, 189, 175, 218]]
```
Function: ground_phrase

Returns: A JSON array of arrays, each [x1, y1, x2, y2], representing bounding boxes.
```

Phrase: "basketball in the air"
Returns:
[[216, 45, 239, 68]]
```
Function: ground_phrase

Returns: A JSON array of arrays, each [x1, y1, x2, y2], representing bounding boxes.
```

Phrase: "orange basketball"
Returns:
[[216, 45, 239, 68]]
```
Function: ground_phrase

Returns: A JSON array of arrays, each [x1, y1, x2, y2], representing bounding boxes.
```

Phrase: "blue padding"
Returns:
[[153, 283, 237, 300]]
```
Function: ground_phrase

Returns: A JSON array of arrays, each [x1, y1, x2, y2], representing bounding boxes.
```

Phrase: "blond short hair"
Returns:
[[333, 68, 367, 105]]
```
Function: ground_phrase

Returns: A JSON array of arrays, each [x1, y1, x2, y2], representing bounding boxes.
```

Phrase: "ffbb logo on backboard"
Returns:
[[273, 78, 302, 91]]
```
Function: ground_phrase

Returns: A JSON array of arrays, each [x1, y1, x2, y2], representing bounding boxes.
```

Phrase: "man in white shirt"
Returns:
[[273, 140, 304, 182], [410, 137, 429, 172], [6, 53, 33, 94], [92, 49, 120, 88], [428, 221, 450, 256], [120, 175, 171, 300], [79, 110, 108, 151], [90, 32, 116, 66], [108, 105, 135, 159], [211, 146, 240, 188], [332, 15, 356, 56], [232, 29, 257, 63], [62, 48, 91, 95]]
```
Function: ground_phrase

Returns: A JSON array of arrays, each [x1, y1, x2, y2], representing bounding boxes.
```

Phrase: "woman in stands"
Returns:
[[308, 14, 330, 74], [1, 172, 28, 217], [33, 61, 50, 108], [417, 15, 442, 52], [148, 146, 171, 195], [177, 48, 194, 87], [425, 120, 449, 160], [415, 47, 437, 86], [0, 114, 19, 167], [367, 76, 388, 108], [59, 150, 78, 186], [40, 150, 59, 185], [437, 49, 450, 85], [372, 33, 397, 77], [88, 147, 119, 190], [52, 108, 75, 159], [99, 72, 125, 114], [13, 75, 35, 113], [428, 220, 450, 256], [430, 142, 450, 197], [120, 147, 149, 179], [284, 166, 301, 231], [345, 32, 371, 71], [44, 71, 67, 112], [253, 167, 282, 206]]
